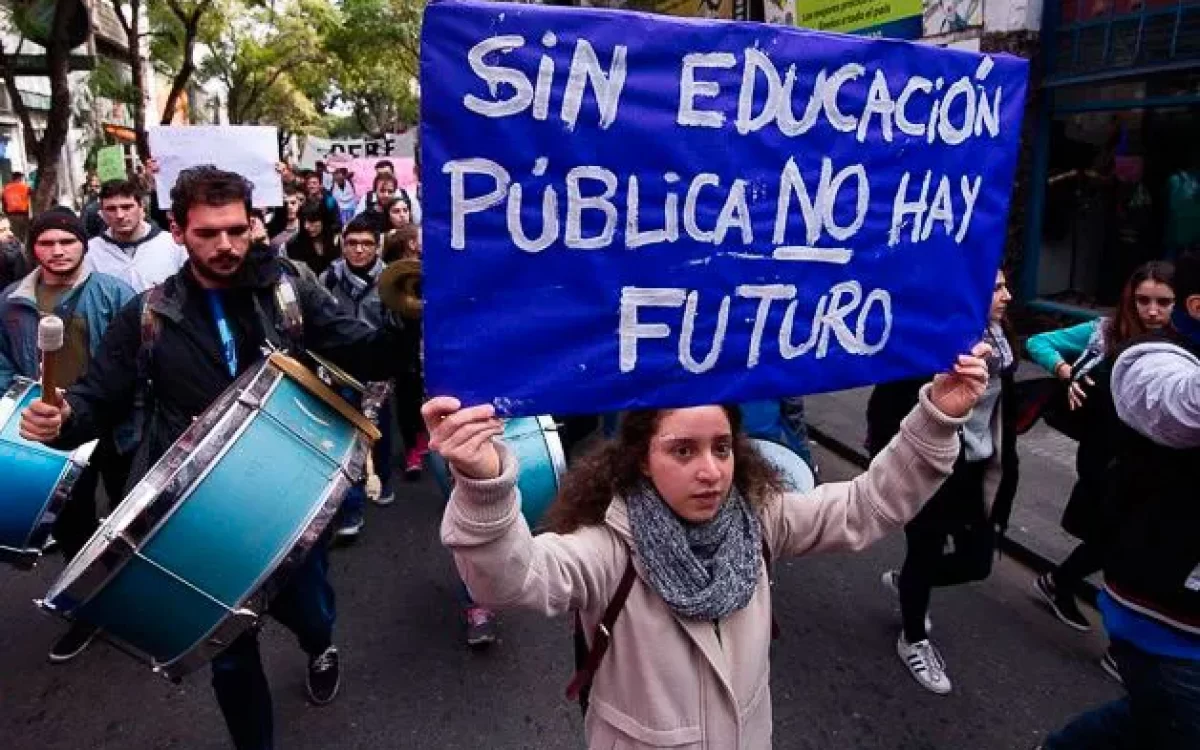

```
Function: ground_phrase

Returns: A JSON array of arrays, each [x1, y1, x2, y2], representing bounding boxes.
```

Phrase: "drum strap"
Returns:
[[567, 540, 778, 714]]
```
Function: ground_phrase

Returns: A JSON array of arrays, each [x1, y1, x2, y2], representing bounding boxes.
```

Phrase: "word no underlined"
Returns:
[[772, 246, 853, 264]]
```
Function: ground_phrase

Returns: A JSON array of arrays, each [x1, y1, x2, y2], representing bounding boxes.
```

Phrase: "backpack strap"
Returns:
[[567, 552, 637, 708]]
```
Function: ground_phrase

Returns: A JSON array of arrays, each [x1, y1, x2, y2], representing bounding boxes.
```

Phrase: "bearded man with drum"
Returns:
[[19, 167, 409, 750]]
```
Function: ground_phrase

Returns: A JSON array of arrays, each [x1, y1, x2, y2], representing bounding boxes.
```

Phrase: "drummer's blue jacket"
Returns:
[[50, 244, 410, 494], [0, 266, 138, 449]]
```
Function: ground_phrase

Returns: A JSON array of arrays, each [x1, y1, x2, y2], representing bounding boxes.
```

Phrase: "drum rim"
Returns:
[[0, 378, 98, 568], [155, 433, 368, 680], [44, 362, 284, 611], [534, 415, 567, 487]]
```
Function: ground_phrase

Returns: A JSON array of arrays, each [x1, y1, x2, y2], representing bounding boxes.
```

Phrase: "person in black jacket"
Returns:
[[19, 166, 410, 750], [869, 269, 1020, 696]]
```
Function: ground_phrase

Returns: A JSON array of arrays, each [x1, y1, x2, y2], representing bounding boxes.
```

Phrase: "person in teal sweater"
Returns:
[[1027, 261, 1175, 679]]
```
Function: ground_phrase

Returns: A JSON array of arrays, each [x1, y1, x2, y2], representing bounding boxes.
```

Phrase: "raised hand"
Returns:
[[928, 342, 993, 418], [421, 396, 504, 480]]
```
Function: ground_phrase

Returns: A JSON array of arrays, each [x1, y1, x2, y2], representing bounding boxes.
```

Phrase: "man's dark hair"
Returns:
[[11, 172, 23, 180], [1176, 248, 1199, 303], [99, 178, 143, 203], [334, 167, 349, 177], [300, 169, 319, 183], [284, 182, 305, 197], [375, 159, 394, 171], [170, 166, 253, 229], [315, 160, 326, 171], [342, 215, 378, 241], [373, 173, 398, 191]]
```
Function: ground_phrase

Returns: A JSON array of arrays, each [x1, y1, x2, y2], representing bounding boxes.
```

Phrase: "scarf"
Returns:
[[1172, 307, 1200, 347], [983, 321, 1014, 376], [626, 484, 762, 621], [331, 258, 383, 302]]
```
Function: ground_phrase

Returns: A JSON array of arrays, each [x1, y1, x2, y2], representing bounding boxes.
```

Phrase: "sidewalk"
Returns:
[[805, 360, 1098, 599]]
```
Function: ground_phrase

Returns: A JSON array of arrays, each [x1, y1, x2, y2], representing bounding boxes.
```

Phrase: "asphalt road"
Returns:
[[0, 444, 1122, 750]]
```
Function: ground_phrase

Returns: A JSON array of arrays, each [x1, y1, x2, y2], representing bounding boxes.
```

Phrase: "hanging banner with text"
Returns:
[[420, 0, 1028, 417], [796, 0, 923, 40]]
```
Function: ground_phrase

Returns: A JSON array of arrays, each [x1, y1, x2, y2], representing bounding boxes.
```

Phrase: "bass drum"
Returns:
[[0, 378, 96, 568], [426, 415, 566, 531], [39, 353, 380, 680], [751, 438, 816, 493]]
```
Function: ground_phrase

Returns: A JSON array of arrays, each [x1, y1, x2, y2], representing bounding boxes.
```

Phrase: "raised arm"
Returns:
[[1026, 320, 1099, 376], [442, 445, 625, 615], [429, 398, 625, 615], [765, 385, 967, 558]]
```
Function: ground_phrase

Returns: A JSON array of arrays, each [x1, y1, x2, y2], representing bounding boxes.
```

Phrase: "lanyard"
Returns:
[[205, 291, 239, 378]]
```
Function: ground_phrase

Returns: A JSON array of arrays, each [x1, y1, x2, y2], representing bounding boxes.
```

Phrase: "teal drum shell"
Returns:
[[41, 360, 369, 679], [426, 415, 566, 531], [0, 378, 95, 568], [751, 438, 816, 494]]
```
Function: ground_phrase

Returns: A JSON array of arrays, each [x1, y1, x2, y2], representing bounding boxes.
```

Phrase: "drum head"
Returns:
[[751, 438, 815, 493]]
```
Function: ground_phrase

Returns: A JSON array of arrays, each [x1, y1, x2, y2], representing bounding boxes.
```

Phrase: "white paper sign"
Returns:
[[148, 125, 283, 208]]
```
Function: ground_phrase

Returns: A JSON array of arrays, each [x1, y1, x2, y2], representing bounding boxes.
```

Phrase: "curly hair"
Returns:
[[542, 406, 787, 535], [170, 165, 253, 229]]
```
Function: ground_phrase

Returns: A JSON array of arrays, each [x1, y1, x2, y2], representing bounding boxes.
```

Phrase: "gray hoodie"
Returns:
[[1111, 340, 1200, 450]]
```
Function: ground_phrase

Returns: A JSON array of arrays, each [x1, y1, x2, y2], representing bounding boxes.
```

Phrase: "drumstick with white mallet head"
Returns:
[[38, 315, 65, 407]]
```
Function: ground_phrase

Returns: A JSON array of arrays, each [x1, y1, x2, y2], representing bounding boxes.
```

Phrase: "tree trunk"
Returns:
[[125, 0, 150, 160], [160, 5, 206, 125], [31, 0, 78, 212]]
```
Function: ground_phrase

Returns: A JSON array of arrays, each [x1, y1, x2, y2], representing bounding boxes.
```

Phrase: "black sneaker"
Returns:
[[48, 622, 99, 663], [465, 606, 498, 648], [306, 646, 341, 705], [1034, 573, 1091, 632]]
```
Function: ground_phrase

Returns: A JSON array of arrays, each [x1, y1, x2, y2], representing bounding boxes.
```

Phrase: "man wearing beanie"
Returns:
[[87, 179, 187, 291], [0, 207, 136, 662]]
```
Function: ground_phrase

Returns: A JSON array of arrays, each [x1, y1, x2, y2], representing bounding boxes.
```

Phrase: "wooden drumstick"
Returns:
[[38, 315, 65, 407]]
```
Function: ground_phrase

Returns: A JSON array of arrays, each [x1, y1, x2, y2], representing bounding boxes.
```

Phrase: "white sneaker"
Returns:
[[881, 570, 932, 634], [897, 635, 952, 695], [371, 491, 395, 507]]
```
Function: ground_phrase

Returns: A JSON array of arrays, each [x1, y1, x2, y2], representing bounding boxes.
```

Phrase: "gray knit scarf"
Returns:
[[626, 484, 762, 621]]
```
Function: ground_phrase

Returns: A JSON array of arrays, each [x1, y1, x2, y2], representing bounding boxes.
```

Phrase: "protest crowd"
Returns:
[[0, 2, 1197, 750]]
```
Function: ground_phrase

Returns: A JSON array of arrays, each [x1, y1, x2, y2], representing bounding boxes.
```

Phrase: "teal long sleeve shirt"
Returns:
[[1025, 319, 1103, 374]]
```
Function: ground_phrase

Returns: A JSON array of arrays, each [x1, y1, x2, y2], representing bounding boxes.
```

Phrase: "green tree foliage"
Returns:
[[323, 0, 420, 136]]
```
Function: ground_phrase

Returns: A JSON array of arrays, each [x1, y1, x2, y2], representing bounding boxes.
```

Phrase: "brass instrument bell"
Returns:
[[379, 259, 423, 320]]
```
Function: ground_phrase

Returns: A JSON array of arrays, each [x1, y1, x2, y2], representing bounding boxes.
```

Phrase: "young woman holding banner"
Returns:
[[424, 342, 991, 747]]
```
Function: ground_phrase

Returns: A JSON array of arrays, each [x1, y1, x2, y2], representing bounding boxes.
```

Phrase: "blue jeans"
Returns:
[[211, 540, 335, 750], [1044, 639, 1200, 750], [339, 395, 394, 524]]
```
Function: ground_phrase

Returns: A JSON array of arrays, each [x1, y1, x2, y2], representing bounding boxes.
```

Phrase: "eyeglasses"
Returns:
[[344, 239, 378, 250]]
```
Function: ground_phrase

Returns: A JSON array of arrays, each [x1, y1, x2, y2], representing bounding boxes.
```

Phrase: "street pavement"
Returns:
[[804, 361, 1093, 571], [0, 444, 1121, 750]]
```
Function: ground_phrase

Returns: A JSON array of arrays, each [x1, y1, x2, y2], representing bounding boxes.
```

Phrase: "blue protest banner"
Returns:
[[420, 0, 1029, 417]]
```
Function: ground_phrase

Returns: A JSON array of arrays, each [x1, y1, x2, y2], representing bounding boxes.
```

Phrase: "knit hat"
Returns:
[[29, 207, 87, 250]]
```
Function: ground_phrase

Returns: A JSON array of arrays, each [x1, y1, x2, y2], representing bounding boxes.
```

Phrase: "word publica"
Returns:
[[619, 280, 892, 374], [443, 156, 983, 252], [461, 34, 1004, 147]]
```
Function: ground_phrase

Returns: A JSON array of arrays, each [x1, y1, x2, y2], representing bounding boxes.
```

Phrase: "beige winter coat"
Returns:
[[441, 387, 967, 749]]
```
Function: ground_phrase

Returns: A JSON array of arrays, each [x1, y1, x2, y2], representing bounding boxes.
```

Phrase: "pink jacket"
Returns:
[[441, 387, 967, 749]]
